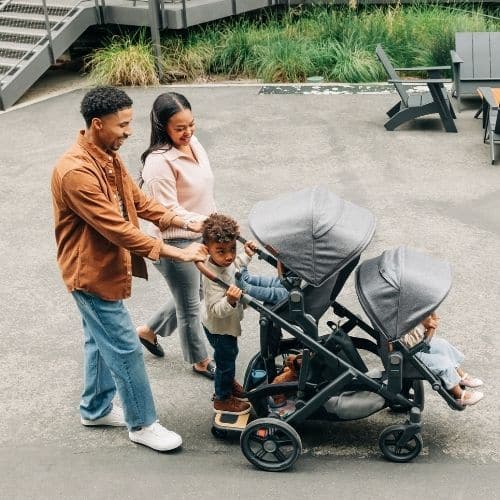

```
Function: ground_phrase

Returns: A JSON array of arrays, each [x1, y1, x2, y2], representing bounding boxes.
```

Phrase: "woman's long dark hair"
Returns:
[[139, 92, 191, 184]]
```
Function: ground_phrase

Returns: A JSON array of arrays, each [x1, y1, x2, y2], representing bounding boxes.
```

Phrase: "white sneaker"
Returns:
[[129, 421, 182, 451], [81, 405, 126, 427]]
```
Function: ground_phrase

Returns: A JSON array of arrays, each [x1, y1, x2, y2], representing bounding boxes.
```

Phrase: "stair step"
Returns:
[[0, 25, 45, 38], [0, 55, 22, 75], [0, 63, 13, 75], [0, 39, 36, 50], [0, 32, 44, 46], [0, 40, 40, 59], [2, 3, 72, 16], [0, 13, 59, 30], [0, 54, 21, 65], [0, 46, 30, 59]]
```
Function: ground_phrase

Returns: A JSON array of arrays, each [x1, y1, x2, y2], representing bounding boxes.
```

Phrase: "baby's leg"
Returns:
[[236, 268, 288, 304], [416, 351, 461, 390], [429, 337, 465, 368], [238, 267, 282, 288]]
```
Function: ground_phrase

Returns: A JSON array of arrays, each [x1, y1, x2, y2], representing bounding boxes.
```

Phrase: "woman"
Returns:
[[137, 92, 216, 378]]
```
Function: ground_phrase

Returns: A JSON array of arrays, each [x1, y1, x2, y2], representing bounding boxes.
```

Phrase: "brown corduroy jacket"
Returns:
[[51, 131, 177, 300]]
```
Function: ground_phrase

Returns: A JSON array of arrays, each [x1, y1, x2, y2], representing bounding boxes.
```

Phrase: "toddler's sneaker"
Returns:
[[232, 380, 248, 401], [460, 373, 484, 388], [214, 396, 251, 415], [457, 390, 484, 407], [81, 405, 126, 427], [129, 421, 182, 451]]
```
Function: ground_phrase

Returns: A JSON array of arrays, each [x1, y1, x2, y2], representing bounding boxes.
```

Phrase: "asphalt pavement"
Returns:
[[1, 84, 499, 499]]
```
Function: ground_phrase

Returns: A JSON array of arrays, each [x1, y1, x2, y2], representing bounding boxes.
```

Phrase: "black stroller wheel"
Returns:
[[240, 418, 302, 472], [379, 425, 423, 463]]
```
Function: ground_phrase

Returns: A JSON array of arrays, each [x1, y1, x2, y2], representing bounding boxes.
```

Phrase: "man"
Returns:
[[51, 86, 207, 451]]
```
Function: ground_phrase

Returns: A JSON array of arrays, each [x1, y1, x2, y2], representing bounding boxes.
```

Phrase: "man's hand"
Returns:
[[226, 284, 243, 306], [244, 240, 258, 257], [179, 242, 208, 262], [160, 242, 207, 262]]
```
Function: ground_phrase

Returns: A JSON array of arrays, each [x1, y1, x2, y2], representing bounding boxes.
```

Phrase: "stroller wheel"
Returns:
[[379, 425, 423, 463], [240, 418, 302, 472]]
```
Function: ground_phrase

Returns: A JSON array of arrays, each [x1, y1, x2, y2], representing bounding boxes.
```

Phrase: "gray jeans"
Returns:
[[147, 238, 208, 364]]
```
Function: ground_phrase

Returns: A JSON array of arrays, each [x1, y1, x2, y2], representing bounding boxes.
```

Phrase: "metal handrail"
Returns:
[[0, 0, 91, 87], [41, 0, 55, 64], [181, 0, 187, 28]]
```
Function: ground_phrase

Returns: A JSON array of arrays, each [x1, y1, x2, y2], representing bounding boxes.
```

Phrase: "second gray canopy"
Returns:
[[248, 186, 376, 286], [355, 246, 452, 340]]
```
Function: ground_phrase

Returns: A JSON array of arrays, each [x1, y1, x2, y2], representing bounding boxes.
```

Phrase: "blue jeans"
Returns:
[[416, 337, 465, 390], [203, 327, 238, 400], [72, 290, 157, 430], [147, 238, 209, 364], [235, 266, 288, 305]]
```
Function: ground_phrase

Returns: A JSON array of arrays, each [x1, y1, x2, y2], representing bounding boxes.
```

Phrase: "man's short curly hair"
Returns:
[[202, 213, 240, 244], [80, 86, 133, 127]]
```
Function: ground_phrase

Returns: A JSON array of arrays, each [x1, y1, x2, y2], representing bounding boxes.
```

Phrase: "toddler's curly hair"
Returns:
[[202, 213, 240, 244]]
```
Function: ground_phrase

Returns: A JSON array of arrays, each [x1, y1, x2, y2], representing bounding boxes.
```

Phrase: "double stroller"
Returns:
[[202, 186, 465, 472]]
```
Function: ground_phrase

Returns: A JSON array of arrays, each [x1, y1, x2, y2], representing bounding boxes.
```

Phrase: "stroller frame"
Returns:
[[198, 240, 461, 472]]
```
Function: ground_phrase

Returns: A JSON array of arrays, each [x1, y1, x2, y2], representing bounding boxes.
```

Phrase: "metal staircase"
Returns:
[[0, 0, 98, 110]]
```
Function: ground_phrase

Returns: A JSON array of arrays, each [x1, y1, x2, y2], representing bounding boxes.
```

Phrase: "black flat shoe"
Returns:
[[139, 336, 164, 357], [193, 360, 216, 379]]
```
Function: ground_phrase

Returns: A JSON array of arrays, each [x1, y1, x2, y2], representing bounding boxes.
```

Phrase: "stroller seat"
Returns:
[[356, 246, 463, 411]]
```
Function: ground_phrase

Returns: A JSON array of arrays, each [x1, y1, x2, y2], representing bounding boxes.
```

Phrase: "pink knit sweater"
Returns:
[[141, 135, 216, 240]]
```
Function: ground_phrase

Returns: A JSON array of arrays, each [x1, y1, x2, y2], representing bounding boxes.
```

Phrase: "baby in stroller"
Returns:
[[400, 312, 483, 405]]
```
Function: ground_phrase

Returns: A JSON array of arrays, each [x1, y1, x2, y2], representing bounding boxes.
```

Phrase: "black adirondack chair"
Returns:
[[376, 44, 457, 133], [477, 86, 500, 164], [451, 32, 500, 112]]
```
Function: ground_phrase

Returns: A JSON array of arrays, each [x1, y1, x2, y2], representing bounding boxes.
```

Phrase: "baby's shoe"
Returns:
[[457, 389, 484, 407], [460, 373, 484, 388]]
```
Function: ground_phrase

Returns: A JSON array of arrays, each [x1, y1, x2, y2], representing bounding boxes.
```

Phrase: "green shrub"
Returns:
[[88, 5, 500, 84], [86, 31, 159, 86], [255, 37, 314, 82]]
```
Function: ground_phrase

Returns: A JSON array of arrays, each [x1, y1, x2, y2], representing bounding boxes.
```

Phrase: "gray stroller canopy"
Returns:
[[248, 186, 376, 286], [355, 246, 452, 340]]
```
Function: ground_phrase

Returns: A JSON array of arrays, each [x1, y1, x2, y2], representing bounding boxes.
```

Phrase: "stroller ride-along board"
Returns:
[[198, 186, 468, 472], [211, 411, 251, 438]]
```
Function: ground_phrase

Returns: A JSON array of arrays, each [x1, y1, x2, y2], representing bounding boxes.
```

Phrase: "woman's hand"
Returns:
[[226, 284, 242, 306], [187, 221, 204, 233]]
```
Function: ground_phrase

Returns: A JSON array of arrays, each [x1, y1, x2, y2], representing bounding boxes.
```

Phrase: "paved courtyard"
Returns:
[[1, 84, 499, 498]]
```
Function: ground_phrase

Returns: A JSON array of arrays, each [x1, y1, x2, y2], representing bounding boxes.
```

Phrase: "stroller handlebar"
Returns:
[[195, 260, 252, 306], [237, 235, 278, 267], [195, 261, 227, 289]]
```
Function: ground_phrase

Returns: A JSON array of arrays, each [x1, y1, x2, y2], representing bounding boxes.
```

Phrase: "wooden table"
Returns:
[[476, 87, 500, 164]]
